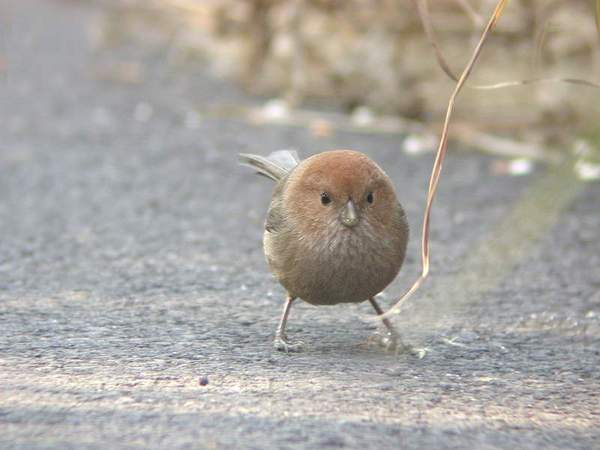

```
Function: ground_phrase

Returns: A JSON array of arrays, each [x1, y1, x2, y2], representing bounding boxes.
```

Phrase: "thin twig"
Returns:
[[381, 0, 510, 319], [454, 0, 485, 27], [411, 0, 459, 83], [596, 0, 600, 38]]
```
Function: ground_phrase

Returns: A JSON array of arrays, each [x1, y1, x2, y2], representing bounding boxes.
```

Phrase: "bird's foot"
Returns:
[[273, 333, 304, 353], [369, 332, 428, 358]]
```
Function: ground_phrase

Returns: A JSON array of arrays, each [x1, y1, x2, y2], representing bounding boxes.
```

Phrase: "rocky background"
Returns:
[[138, 0, 600, 143]]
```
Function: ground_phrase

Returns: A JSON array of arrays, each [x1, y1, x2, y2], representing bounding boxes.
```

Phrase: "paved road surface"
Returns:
[[1, 1, 599, 449]]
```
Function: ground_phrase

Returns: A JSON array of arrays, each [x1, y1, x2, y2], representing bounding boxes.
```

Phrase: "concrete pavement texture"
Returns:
[[1, 1, 599, 449]]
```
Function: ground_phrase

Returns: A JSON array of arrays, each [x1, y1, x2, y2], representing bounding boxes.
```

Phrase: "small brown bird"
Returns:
[[240, 149, 409, 352]]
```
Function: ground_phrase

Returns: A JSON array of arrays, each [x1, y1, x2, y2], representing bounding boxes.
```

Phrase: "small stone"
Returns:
[[198, 375, 209, 386]]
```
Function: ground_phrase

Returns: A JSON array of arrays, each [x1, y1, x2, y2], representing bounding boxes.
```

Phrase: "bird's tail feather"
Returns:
[[239, 149, 300, 182]]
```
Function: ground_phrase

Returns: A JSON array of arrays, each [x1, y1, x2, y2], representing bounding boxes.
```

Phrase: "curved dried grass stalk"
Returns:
[[454, 0, 484, 26], [380, 0, 509, 319], [414, 0, 600, 90], [596, 0, 600, 37], [471, 77, 600, 89], [411, 0, 459, 83]]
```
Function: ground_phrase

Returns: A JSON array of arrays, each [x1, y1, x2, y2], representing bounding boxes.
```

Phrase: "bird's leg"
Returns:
[[368, 297, 428, 358], [368, 297, 406, 352], [273, 296, 303, 352]]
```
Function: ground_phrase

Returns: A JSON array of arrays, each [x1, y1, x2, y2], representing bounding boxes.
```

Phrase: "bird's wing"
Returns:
[[265, 180, 287, 233]]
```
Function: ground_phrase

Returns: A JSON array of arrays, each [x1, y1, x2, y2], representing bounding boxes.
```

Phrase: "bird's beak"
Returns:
[[340, 200, 359, 228]]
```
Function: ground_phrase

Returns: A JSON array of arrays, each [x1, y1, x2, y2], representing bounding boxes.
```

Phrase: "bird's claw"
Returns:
[[368, 330, 402, 352], [273, 333, 304, 353], [369, 332, 428, 358]]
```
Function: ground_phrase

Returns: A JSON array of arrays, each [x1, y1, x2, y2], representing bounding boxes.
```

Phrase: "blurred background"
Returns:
[[97, 0, 600, 169], [1, 1, 600, 448]]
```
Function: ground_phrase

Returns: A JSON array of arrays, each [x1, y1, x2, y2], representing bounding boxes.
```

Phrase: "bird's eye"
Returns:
[[320, 192, 331, 205], [366, 192, 374, 204]]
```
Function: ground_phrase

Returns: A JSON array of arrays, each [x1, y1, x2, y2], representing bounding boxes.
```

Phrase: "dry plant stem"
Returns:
[[453, 0, 484, 26], [473, 77, 600, 90], [380, 0, 510, 319], [414, 0, 600, 90], [412, 0, 459, 83], [596, 0, 600, 38], [533, 22, 550, 74]]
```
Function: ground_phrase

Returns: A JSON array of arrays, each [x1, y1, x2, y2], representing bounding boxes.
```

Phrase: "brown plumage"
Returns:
[[240, 149, 409, 352]]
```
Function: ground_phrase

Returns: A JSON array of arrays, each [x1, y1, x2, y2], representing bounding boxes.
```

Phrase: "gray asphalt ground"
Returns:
[[1, 1, 599, 449]]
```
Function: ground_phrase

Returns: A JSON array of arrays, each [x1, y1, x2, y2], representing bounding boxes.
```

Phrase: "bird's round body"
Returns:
[[262, 150, 408, 305]]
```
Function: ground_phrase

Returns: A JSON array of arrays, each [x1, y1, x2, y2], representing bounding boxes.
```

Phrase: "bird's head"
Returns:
[[284, 150, 399, 237]]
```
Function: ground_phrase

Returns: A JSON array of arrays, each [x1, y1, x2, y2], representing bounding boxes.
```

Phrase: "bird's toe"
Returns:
[[273, 334, 304, 353]]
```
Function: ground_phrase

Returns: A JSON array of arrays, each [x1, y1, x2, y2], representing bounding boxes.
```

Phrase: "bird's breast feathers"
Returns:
[[264, 216, 405, 305]]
